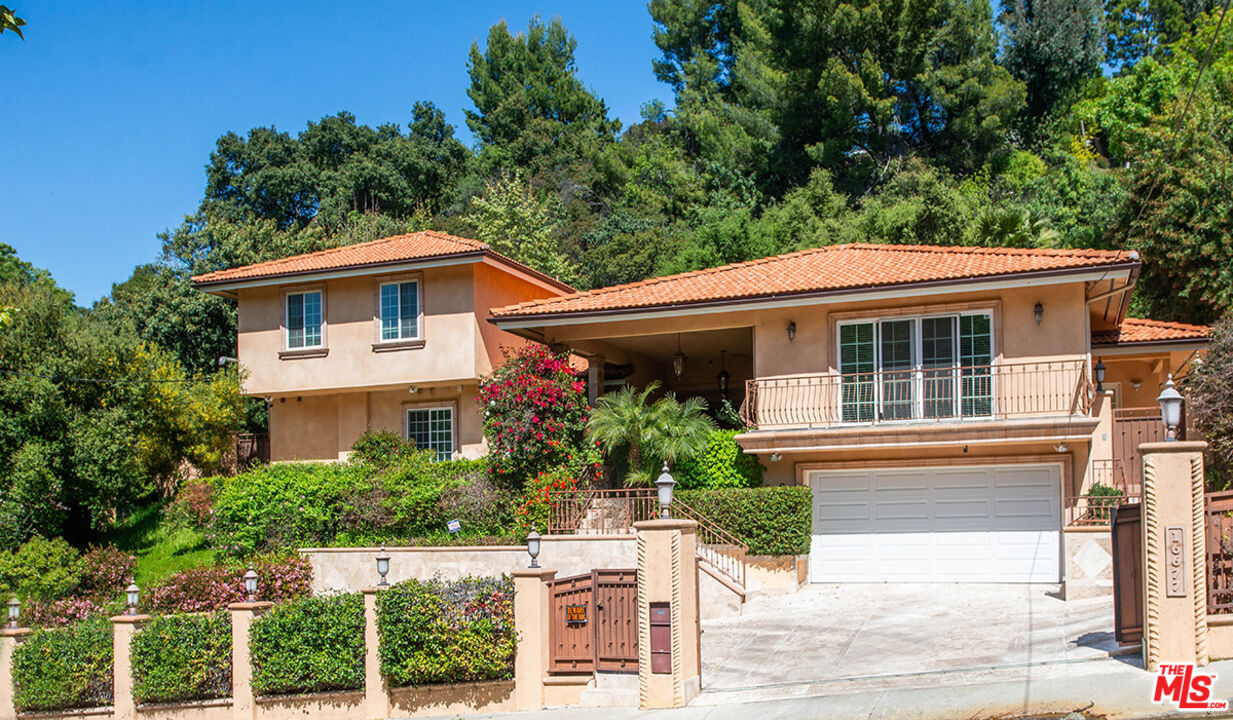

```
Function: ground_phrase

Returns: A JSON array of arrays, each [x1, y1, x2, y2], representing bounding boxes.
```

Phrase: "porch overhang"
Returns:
[[735, 415, 1100, 454]]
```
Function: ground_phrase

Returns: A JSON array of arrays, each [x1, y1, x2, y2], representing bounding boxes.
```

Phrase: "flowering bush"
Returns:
[[478, 345, 590, 488], [376, 576, 514, 687], [78, 546, 137, 601], [515, 466, 578, 534], [144, 556, 311, 614], [166, 476, 216, 529]]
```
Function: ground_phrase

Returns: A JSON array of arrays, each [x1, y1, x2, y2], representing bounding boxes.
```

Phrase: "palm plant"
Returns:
[[588, 381, 717, 486]]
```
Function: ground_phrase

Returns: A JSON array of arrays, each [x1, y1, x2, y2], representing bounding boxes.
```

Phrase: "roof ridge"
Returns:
[[1122, 316, 1210, 331], [850, 242, 1130, 259]]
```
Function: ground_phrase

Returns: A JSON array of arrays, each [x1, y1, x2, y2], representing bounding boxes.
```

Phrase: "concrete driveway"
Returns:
[[700, 583, 1123, 700]]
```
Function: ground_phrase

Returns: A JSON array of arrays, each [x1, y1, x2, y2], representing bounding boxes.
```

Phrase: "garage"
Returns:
[[806, 464, 1062, 583]]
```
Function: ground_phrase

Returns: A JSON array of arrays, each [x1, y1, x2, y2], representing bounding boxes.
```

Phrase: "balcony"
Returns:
[[740, 359, 1092, 430]]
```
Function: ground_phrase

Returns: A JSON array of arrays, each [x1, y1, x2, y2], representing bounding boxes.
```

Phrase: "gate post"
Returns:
[[633, 519, 701, 709], [1140, 441, 1209, 671], [513, 567, 556, 711]]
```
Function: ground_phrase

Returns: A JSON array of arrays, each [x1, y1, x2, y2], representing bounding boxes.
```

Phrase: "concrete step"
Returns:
[[578, 687, 638, 708], [593, 672, 638, 690]]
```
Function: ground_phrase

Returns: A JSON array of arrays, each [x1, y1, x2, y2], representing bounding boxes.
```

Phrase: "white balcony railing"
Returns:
[[740, 359, 1092, 430]]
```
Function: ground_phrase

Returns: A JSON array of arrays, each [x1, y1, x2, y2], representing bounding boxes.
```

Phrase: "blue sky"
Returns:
[[0, 1, 668, 303]]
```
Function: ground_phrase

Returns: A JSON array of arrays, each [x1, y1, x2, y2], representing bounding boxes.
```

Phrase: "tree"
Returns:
[[0, 5, 24, 38], [1187, 315, 1233, 488], [466, 17, 619, 177], [1105, 0, 1223, 70], [588, 381, 717, 486], [999, 0, 1105, 126], [466, 172, 578, 284]]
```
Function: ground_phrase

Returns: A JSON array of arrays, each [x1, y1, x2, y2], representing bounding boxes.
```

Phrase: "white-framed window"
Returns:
[[837, 311, 993, 423], [286, 290, 324, 349], [379, 280, 420, 341], [405, 405, 454, 461]]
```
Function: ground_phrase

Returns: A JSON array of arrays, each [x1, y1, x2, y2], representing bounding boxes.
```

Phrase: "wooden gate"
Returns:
[[549, 569, 638, 673], [1111, 502, 1143, 645], [1113, 408, 1168, 495]]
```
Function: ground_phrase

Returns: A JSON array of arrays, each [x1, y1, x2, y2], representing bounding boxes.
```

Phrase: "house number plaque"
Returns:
[[1166, 526, 1186, 598]]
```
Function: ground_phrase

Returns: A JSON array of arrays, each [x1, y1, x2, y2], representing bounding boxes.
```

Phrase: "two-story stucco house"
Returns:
[[191, 231, 574, 462], [487, 244, 1211, 588]]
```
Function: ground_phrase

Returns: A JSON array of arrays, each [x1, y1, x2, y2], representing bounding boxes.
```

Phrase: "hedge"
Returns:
[[131, 612, 231, 704], [376, 576, 514, 687], [249, 593, 364, 696], [11, 618, 113, 712], [677, 486, 812, 556], [673, 430, 764, 489]]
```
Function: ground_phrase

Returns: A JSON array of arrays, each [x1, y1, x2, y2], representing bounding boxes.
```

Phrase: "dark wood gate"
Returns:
[[1113, 408, 1168, 495], [549, 569, 638, 673], [1111, 502, 1143, 645]]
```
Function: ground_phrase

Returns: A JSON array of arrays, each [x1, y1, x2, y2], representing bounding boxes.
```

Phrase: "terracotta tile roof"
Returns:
[[491, 243, 1138, 319], [191, 230, 572, 291], [1092, 317, 1211, 346]]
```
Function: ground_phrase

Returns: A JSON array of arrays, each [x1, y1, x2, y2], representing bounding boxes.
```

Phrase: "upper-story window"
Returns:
[[379, 280, 420, 341], [838, 312, 992, 422], [286, 290, 324, 349]]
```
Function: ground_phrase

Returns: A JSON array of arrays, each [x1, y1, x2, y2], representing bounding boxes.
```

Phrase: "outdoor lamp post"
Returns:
[[243, 567, 258, 603], [1157, 374, 1184, 441], [1094, 358, 1106, 392], [7, 597, 18, 628], [125, 583, 139, 616], [376, 546, 391, 587], [526, 527, 541, 568], [656, 462, 676, 519]]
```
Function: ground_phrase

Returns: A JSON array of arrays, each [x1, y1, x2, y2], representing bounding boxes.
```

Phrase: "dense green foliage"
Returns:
[[131, 612, 232, 704], [249, 593, 365, 696], [0, 539, 134, 626], [376, 576, 515, 687], [677, 486, 811, 555], [1188, 315, 1233, 488], [589, 381, 718, 486], [673, 430, 764, 489], [11, 618, 113, 712]]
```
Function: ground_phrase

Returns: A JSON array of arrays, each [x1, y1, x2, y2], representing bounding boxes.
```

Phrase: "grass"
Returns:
[[103, 504, 215, 586]]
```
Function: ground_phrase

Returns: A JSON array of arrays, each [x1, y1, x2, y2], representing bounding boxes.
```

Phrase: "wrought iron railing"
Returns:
[[547, 488, 747, 589], [1206, 491, 1233, 615], [740, 359, 1091, 429]]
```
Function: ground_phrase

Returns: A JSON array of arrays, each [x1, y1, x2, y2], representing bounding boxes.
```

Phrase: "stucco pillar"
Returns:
[[1090, 390, 1115, 484], [111, 614, 148, 720], [512, 567, 556, 711], [634, 519, 701, 709], [0, 628, 30, 720], [1140, 441, 1209, 671], [361, 588, 390, 719], [229, 601, 273, 720]]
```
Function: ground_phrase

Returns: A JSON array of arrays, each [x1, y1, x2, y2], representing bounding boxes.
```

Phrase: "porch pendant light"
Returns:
[[673, 334, 686, 379], [717, 350, 730, 395]]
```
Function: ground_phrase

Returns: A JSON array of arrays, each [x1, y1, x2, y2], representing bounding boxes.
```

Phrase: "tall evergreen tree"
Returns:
[[1000, 0, 1105, 126]]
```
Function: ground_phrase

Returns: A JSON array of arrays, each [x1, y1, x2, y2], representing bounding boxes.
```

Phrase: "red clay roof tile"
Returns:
[[1092, 317, 1211, 346]]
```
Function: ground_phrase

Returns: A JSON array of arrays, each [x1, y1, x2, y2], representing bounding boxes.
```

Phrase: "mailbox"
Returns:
[[649, 602, 671, 674]]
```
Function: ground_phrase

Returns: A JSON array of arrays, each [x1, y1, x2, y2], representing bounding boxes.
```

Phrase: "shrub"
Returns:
[[145, 556, 311, 614], [1086, 482, 1126, 523], [514, 466, 579, 534], [131, 612, 231, 704], [78, 545, 137, 601], [249, 593, 365, 696], [0, 536, 85, 603], [11, 618, 113, 712], [349, 429, 417, 467], [478, 345, 590, 488], [677, 486, 812, 556], [376, 576, 514, 687], [166, 476, 216, 529], [673, 430, 764, 489]]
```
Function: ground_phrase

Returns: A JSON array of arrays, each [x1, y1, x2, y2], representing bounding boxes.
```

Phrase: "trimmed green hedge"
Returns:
[[376, 576, 514, 687], [11, 618, 113, 712], [131, 612, 231, 704], [677, 486, 811, 556], [674, 430, 764, 489], [249, 593, 364, 696]]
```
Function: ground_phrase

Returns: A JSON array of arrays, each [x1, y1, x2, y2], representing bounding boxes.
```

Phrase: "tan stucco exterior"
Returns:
[[230, 259, 567, 461]]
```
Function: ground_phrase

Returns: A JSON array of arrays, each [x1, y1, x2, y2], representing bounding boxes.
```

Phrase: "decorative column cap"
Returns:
[[1139, 441, 1208, 454], [110, 614, 151, 624], [633, 518, 699, 532], [226, 601, 275, 611], [512, 567, 558, 580]]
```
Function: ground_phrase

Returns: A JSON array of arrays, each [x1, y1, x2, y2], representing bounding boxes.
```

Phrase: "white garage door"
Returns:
[[808, 464, 1061, 583]]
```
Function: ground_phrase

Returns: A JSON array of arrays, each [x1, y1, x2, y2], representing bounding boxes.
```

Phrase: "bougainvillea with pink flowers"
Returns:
[[478, 344, 591, 488]]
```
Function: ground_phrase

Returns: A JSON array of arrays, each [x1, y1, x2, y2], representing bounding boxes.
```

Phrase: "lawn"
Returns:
[[104, 504, 214, 586]]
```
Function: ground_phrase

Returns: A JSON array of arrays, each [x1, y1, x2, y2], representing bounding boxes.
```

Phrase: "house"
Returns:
[[191, 231, 574, 462], [488, 243, 1211, 588]]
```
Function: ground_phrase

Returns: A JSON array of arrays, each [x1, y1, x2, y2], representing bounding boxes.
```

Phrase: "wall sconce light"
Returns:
[[769, 452, 783, 462], [126, 583, 140, 616], [264, 396, 273, 406], [716, 350, 730, 395], [243, 567, 258, 603], [1157, 374, 1183, 441], [1034, 302, 1043, 325], [376, 546, 391, 587], [526, 527, 541, 568], [673, 334, 686, 379], [656, 462, 676, 519], [407, 385, 418, 395], [1094, 357, 1106, 391], [787, 322, 797, 342], [1130, 378, 1142, 391], [7, 597, 19, 629]]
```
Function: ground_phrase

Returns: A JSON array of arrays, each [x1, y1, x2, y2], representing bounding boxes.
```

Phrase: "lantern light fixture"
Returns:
[[787, 322, 797, 342], [126, 583, 140, 616], [717, 350, 730, 395], [1034, 302, 1044, 325], [526, 527, 542, 568], [243, 567, 258, 603], [672, 334, 686, 379], [7, 597, 19, 629], [1157, 374, 1184, 441], [656, 462, 676, 519], [376, 546, 391, 587], [1094, 357, 1106, 391]]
